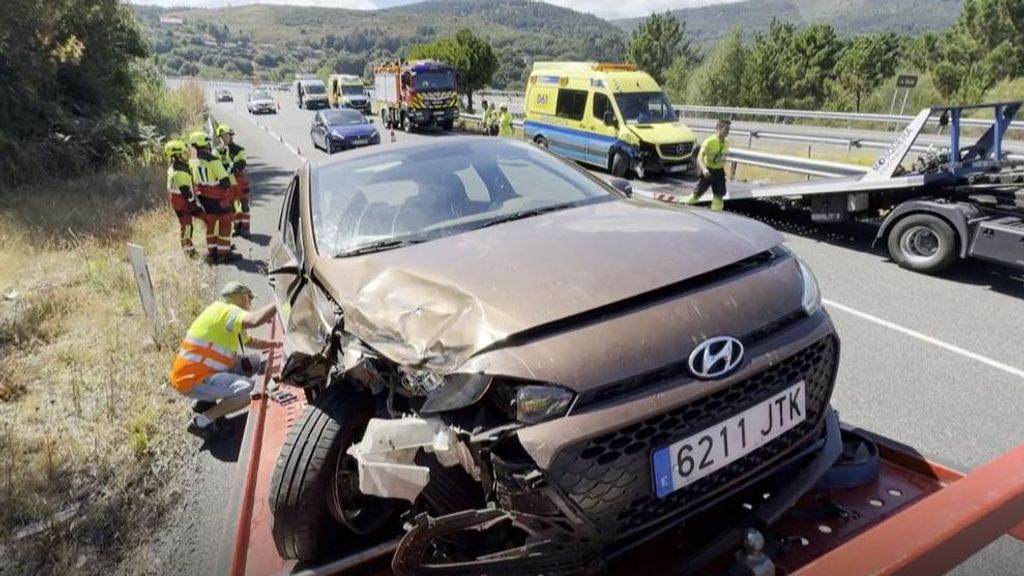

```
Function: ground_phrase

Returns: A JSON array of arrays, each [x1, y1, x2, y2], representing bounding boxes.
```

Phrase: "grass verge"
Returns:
[[0, 86, 213, 576]]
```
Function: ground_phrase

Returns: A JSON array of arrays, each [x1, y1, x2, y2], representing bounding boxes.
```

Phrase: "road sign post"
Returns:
[[127, 243, 160, 341]]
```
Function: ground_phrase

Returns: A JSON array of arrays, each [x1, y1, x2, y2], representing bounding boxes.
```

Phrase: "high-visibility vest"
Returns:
[[166, 163, 193, 196], [169, 301, 251, 392], [190, 154, 231, 200], [701, 134, 729, 170]]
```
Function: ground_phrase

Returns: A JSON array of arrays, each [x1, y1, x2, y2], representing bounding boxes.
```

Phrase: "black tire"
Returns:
[[611, 150, 629, 178], [534, 136, 549, 150], [442, 120, 454, 131], [887, 213, 958, 275], [381, 109, 391, 130], [268, 385, 377, 561], [402, 113, 413, 133]]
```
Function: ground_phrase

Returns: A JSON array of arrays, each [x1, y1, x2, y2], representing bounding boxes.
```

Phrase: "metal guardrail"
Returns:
[[461, 114, 866, 178], [677, 104, 1024, 131]]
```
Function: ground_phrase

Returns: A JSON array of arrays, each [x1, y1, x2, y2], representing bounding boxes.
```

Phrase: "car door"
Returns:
[[269, 176, 304, 330], [586, 91, 618, 166]]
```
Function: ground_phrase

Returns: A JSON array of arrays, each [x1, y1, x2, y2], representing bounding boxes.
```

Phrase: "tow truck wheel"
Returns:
[[402, 113, 413, 133], [534, 136, 549, 150], [381, 109, 390, 130], [269, 385, 396, 561], [611, 151, 629, 178], [887, 214, 958, 274]]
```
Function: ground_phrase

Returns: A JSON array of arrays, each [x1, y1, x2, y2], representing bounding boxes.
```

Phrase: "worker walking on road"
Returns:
[[169, 282, 281, 440], [498, 104, 514, 138], [686, 119, 731, 211], [190, 131, 238, 263], [215, 125, 251, 238], [480, 99, 491, 135], [165, 140, 199, 258], [488, 102, 499, 136]]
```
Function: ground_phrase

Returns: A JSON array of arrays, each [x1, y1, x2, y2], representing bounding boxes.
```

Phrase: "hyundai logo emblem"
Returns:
[[688, 336, 744, 379]]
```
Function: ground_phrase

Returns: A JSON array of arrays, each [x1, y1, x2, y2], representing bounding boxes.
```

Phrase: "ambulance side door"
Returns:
[[585, 90, 618, 166]]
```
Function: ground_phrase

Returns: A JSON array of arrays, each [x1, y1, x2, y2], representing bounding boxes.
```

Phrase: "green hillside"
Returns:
[[613, 0, 964, 43], [133, 0, 625, 90]]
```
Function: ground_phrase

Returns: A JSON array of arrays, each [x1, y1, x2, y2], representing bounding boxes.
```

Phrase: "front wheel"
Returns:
[[442, 120, 454, 131], [381, 109, 391, 130], [402, 113, 413, 133], [268, 385, 401, 560], [611, 150, 629, 178], [887, 213, 958, 275]]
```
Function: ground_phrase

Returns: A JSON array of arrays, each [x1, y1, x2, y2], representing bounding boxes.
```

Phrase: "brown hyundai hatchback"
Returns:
[[266, 137, 842, 574]]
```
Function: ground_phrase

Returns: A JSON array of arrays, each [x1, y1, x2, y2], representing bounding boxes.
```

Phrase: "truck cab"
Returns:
[[294, 78, 329, 110], [328, 74, 371, 114], [524, 62, 697, 180]]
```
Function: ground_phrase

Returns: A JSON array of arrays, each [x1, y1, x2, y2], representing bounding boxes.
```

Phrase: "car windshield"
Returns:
[[311, 140, 616, 257], [614, 92, 678, 125], [304, 83, 326, 94], [251, 91, 271, 100], [323, 110, 366, 126], [341, 85, 365, 96], [412, 70, 455, 92]]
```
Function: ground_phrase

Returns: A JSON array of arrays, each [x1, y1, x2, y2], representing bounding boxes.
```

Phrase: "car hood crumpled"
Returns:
[[313, 199, 783, 374]]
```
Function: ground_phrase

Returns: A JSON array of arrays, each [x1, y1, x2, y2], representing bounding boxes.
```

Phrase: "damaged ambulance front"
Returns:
[[265, 139, 842, 574]]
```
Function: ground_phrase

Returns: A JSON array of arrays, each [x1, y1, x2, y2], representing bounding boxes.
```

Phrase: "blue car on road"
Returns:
[[311, 109, 381, 154]]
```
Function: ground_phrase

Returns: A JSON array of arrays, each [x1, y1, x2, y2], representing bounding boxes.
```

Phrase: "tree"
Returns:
[[789, 24, 843, 108], [830, 33, 901, 112], [925, 0, 1024, 101], [687, 28, 746, 107], [407, 28, 497, 111], [625, 11, 696, 85], [742, 19, 797, 108]]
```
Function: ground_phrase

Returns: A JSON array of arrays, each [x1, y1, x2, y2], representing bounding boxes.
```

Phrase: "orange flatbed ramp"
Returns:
[[221, 320, 1024, 576]]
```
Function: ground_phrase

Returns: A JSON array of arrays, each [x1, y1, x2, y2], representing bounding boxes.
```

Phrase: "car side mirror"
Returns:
[[603, 111, 618, 128], [607, 176, 632, 197]]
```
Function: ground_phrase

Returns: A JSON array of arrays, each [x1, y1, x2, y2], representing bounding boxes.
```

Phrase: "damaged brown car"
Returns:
[[266, 137, 842, 574]]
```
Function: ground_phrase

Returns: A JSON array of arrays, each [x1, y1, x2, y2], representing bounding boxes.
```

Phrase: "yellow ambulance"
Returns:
[[524, 62, 697, 179]]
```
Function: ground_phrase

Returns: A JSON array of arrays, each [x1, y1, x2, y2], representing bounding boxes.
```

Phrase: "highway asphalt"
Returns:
[[154, 83, 1024, 575]]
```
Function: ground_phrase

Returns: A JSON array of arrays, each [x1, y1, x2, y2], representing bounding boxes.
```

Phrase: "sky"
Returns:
[[129, 0, 739, 20]]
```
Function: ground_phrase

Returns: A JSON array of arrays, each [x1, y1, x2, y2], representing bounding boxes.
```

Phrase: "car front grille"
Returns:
[[659, 142, 694, 158], [549, 336, 837, 537]]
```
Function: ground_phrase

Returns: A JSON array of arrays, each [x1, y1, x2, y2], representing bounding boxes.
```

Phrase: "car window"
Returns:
[[593, 92, 611, 122], [555, 89, 587, 122], [310, 139, 615, 257], [282, 177, 302, 260]]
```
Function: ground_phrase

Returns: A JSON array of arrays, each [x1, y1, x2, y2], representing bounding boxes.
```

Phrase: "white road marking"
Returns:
[[824, 298, 1024, 380]]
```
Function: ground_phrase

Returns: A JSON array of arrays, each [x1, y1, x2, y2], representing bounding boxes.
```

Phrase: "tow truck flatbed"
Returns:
[[218, 328, 1024, 576], [640, 102, 1024, 275]]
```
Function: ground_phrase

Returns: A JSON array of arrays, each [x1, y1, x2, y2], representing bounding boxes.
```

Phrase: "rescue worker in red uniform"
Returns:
[[215, 124, 251, 237], [189, 131, 238, 263], [165, 140, 199, 257]]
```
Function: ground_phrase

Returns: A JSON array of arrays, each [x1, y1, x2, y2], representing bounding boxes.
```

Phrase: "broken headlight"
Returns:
[[515, 385, 575, 424]]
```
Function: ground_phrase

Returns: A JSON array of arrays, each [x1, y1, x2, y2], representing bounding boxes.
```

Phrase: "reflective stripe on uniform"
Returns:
[[183, 334, 235, 358]]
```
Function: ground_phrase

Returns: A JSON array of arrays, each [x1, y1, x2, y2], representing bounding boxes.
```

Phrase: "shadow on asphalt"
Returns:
[[199, 412, 248, 462], [243, 232, 272, 247], [223, 256, 267, 275]]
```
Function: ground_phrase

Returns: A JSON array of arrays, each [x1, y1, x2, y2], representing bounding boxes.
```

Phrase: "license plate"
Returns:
[[353, 139, 369, 146], [651, 381, 806, 498], [666, 164, 689, 173]]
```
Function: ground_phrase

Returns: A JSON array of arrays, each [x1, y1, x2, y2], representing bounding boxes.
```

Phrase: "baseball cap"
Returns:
[[220, 281, 254, 299]]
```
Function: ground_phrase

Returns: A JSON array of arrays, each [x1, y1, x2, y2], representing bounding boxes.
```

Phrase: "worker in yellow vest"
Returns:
[[169, 282, 280, 440], [498, 104, 514, 138], [686, 119, 731, 211]]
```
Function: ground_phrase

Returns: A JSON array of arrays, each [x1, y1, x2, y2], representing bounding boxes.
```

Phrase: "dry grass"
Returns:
[[0, 165, 214, 574]]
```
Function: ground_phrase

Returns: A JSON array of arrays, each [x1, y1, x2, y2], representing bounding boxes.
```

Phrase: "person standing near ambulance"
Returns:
[[685, 119, 731, 211]]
